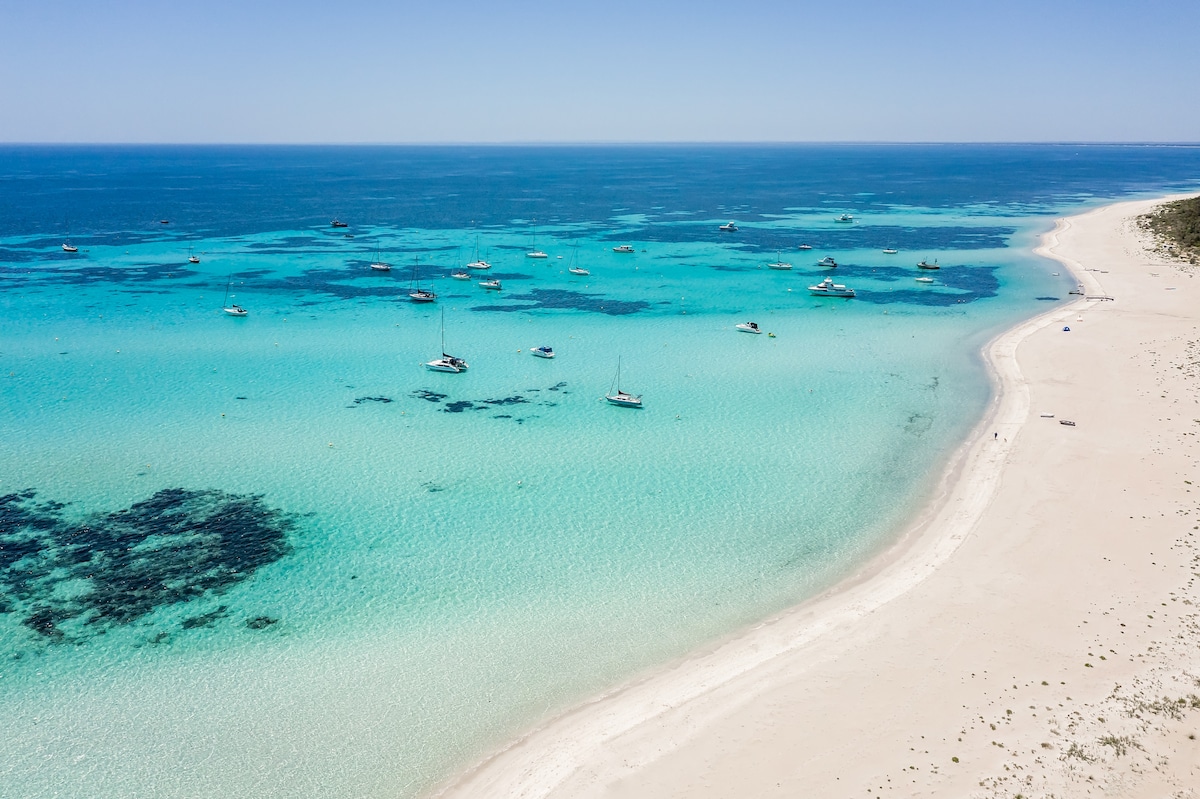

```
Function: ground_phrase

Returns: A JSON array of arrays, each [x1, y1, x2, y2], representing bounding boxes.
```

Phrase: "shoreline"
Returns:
[[437, 193, 1200, 797]]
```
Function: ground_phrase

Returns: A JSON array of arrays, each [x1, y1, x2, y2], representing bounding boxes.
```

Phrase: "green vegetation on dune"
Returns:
[[1140, 195, 1200, 263]]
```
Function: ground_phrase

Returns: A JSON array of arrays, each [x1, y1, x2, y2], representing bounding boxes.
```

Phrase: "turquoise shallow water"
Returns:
[[2, 145, 1200, 797]]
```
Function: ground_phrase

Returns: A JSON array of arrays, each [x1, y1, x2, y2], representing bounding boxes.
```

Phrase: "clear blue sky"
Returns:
[[2, 0, 1196, 143]]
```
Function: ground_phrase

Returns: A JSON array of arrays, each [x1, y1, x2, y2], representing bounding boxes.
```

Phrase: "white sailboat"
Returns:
[[62, 221, 77, 252], [466, 236, 491, 269], [188, 247, 200, 264], [408, 256, 436, 302], [605, 357, 643, 408], [526, 234, 548, 259], [567, 245, 589, 275], [425, 309, 468, 372], [221, 274, 248, 316], [767, 251, 793, 270], [370, 244, 391, 271]]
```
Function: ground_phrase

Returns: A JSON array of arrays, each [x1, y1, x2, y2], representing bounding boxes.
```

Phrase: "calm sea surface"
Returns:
[[2, 144, 1199, 798]]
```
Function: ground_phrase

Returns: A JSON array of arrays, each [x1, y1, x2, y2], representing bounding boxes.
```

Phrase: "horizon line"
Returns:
[[2, 140, 1199, 148]]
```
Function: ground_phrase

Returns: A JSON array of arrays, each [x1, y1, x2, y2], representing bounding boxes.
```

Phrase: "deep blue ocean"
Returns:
[[2, 144, 1199, 798]]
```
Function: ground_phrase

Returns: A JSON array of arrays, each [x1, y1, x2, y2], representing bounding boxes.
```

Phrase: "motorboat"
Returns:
[[530, 346, 555, 359], [331, 219, 348, 228], [426, 310, 468, 372], [61, 243, 78, 253], [605, 357, 643, 408], [735, 322, 762, 334], [451, 271, 472, 280], [817, 256, 838, 268], [882, 248, 898, 254], [915, 276, 935, 283], [718, 222, 738, 232], [478, 279, 502, 290], [835, 214, 854, 223], [797, 244, 813, 250], [767, 251, 792, 270], [612, 244, 635, 253], [917, 259, 940, 269], [808, 277, 856, 298]]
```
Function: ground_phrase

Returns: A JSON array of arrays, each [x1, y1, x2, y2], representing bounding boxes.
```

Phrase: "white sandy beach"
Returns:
[[438, 195, 1200, 798]]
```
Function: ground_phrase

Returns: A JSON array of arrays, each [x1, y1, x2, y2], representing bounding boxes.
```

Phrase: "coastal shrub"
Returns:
[[1141, 196, 1200, 259]]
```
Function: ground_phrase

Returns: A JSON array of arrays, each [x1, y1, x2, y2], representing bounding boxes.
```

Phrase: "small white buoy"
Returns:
[[328, 442, 334, 447]]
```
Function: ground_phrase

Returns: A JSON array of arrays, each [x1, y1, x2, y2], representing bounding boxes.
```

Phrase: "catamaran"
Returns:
[[425, 309, 468, 372]]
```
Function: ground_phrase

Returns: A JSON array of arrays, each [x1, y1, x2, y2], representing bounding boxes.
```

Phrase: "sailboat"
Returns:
[[425, 309, 468, 372], [526, 234, 548, 259], [466, 236, 491, 269], [567, 244, 589, 275], [188, 247, 200, 264], [370, 246, 391, 271], [767, 251, 793, 270], [605, 357, 643, 408], [221, 274, 248, 316], [409, 255, 436, 302], [62, 221, 77, 252]]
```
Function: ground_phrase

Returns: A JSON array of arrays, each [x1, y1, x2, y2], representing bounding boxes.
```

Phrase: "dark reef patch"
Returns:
[[412, 389, 447, 403], [482, 396, 529, 407], [851, 265, 1000, 306], [0, 488, 295, 645], [443, 400, 477, 413], [471, 288, 650, 316], [353, 396, 393, 405], [0, 262, 201, 287]]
